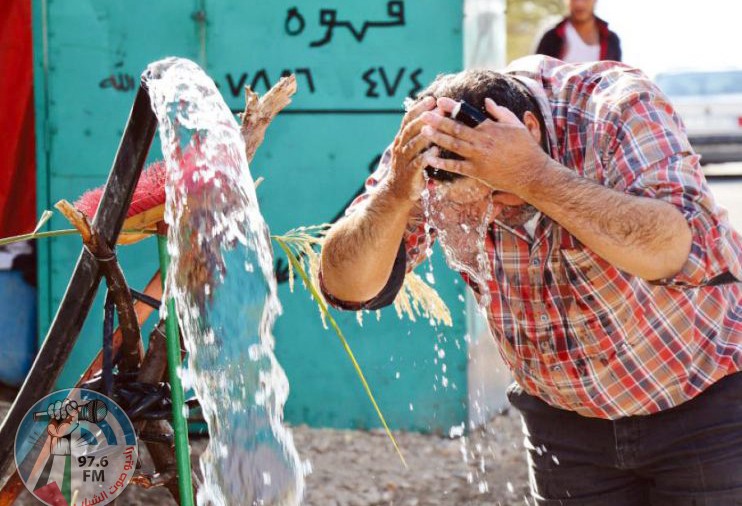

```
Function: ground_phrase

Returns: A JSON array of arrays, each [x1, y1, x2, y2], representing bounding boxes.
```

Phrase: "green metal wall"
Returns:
[[34, 0, 465, 432]]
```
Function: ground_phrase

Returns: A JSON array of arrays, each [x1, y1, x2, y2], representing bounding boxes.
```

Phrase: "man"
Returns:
[[535, 0, 621, 62], [319, 56, 742, 504]]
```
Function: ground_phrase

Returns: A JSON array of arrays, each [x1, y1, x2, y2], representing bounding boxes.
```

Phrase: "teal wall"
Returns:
[[34, 0, 465, 432]]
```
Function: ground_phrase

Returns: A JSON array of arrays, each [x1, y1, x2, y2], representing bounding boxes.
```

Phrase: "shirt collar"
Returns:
[[504, 59, 560, 162]]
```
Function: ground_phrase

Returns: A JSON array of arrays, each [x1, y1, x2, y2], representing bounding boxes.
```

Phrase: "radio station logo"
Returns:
[[14, 388, 138, 506]]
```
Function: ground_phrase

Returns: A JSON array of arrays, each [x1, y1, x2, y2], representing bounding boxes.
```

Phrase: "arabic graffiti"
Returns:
[[80, 490, 108, 506], [223, 68, 315, 97], [363, 67, 423, 98], [98, 73, 136, 92], [285, 1, 405, 48], [284, 7, 306, 36]]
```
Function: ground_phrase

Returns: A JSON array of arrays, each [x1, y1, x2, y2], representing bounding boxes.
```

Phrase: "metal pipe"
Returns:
[[103, 291, 115, 397], [157, 233, 195, 506]]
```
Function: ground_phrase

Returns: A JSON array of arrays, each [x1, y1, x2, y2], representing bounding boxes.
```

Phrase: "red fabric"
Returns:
[[597, 18, 610, 60], [0, 0, 36, 237], [33, 482, 67, 505]]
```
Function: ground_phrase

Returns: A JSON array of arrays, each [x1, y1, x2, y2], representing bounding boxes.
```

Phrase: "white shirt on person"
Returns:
[[563, 21, 600, 63]]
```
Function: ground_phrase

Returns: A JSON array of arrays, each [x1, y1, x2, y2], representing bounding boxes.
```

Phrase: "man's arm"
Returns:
[[321, 185, 414, 302], [522, 158, 691, 280], [420, 97, 692, 281], [321, 97, 436, 303]]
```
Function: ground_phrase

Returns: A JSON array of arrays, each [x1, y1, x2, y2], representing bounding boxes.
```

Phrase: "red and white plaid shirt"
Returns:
[[329, 56, 742, 419]]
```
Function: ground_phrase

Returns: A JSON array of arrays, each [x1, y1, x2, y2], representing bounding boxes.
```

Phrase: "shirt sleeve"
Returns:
[[591, 82, 742, 287], [320, 146, 437, 310]]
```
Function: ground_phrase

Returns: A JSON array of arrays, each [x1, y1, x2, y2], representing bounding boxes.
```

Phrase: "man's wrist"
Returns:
[[378, 178, 418, 209], [518, 155, 566, 202]]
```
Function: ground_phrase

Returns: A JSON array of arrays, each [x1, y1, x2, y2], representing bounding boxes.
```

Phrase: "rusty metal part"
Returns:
[[0, 314, 177, 505], [130, 469, 178, 490], [0, 475, 23, 506], [134, 322, 183, 503], [81, 271, 163, 385], [55, 200, 144, 372]]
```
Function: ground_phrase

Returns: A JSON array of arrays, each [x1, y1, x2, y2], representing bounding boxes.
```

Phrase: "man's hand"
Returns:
[[47, 399, 79, 456], [419, 97, 548, 197], [386, 96, 439, 202], [420, 97, 692, 280]]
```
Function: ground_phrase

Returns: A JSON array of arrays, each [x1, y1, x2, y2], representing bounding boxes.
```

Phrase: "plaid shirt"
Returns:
[[328, 56, 742, 419]]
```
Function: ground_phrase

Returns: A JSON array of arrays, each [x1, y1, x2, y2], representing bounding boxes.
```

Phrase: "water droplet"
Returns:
[[449, 423, 465, 438]]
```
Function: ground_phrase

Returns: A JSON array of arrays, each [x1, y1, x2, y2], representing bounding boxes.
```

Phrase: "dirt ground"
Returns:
[[3, 398, 531, 506]]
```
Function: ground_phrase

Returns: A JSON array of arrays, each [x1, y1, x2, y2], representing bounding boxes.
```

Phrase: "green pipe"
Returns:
[[157, 234, 195, 506]]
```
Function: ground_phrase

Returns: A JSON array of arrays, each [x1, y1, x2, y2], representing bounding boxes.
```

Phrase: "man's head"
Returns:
[[415, 70, 548, 207], [566, 0, 597, 24], [418, 70, 543, 130]]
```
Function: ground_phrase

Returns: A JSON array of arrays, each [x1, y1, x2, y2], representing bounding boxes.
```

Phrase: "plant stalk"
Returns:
[[275, 239, 407, 468]]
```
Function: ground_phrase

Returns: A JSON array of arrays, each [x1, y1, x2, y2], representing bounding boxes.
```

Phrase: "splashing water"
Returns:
[[146, 57, 305, 505], [402, 97, 497, 312], [421, 177, 496, 308]]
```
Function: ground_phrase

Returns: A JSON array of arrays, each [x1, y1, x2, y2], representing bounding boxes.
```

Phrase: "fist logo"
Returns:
[[46, 399, 79, 455]]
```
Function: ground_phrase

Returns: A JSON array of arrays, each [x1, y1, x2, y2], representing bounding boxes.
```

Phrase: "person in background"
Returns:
[[535, 0, 621, 62], [319, 55, 741, 504]]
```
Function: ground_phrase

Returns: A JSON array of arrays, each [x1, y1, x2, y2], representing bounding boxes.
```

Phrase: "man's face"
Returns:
[[433, 176, 490, 205], [568, 0, 597, 23], [427, 176, 530, 232], [432, 177, 527, 207]]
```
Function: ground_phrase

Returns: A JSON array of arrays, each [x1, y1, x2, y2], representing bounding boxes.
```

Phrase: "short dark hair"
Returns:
[[418, 69, 544, 127], [417, 70, 548, 182]]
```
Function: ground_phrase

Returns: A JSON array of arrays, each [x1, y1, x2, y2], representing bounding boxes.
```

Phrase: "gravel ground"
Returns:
[[2, 398, 530, 505]]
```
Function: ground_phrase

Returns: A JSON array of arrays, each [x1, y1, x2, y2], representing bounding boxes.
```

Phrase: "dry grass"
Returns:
[[272, 225, 452, 329]]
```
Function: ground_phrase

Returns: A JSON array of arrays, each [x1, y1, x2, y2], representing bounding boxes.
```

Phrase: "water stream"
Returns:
[[146, 57, 305, 506], [421, 178, 496, 308]]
